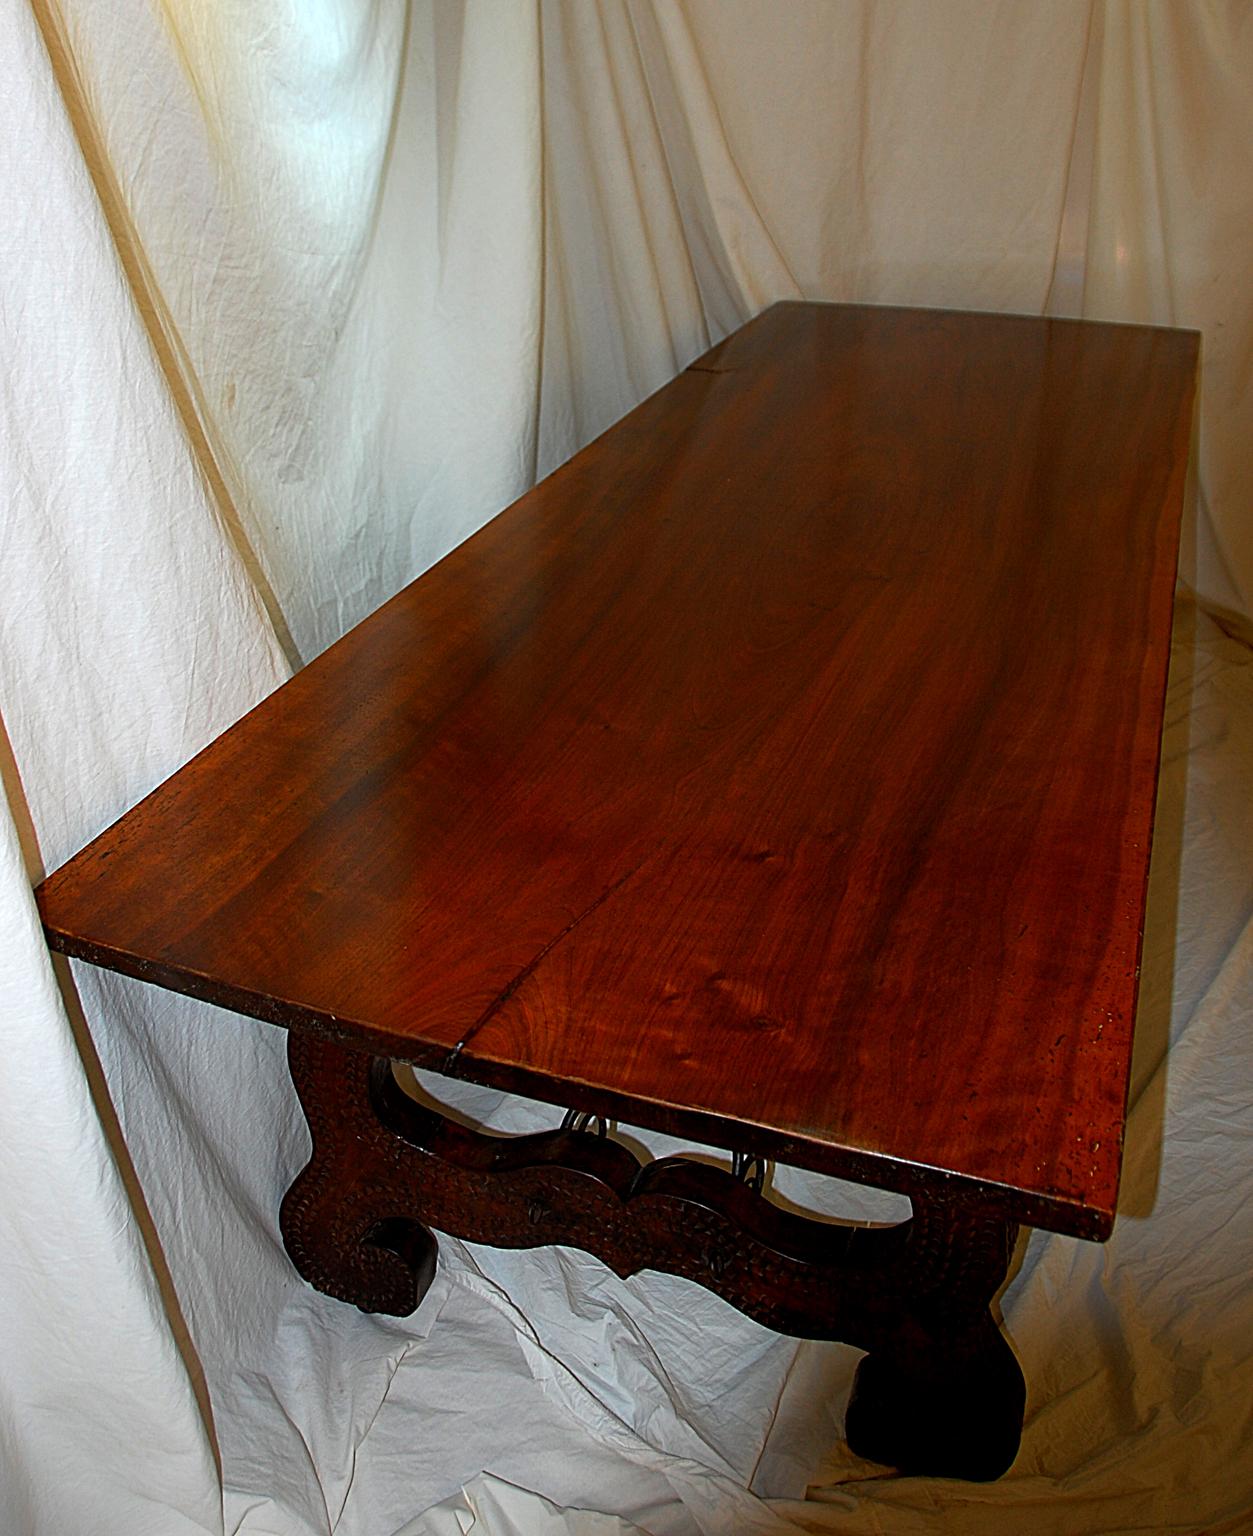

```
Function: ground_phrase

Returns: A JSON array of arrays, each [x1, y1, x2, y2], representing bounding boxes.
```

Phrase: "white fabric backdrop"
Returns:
[[2, 2, 1251, 1532]]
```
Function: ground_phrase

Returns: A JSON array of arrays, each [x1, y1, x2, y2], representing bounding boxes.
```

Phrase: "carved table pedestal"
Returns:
[[282, 1033, 1025, 1481]]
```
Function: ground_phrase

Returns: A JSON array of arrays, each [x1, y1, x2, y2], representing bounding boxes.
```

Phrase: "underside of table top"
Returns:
[[38, 302, 1198, 1240]]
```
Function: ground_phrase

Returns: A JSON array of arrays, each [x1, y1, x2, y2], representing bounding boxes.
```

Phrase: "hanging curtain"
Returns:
[[2, 3, 1250, 1532]]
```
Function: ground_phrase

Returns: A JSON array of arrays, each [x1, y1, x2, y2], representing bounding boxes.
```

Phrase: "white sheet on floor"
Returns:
[[2, 4, 1251, 1535]]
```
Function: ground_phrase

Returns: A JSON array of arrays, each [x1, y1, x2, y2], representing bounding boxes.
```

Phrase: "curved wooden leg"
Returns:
[[845, 1197, 1025, 1480], [280, 1033, 438, 1315]]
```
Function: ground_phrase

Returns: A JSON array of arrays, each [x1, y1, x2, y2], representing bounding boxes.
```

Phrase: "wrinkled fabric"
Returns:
[[2, 3, 1251, 1534], [35, 0, 1253, 666], [0, 3, 277, 1531]]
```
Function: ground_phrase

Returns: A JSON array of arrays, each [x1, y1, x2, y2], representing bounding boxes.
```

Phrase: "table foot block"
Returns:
[[846, 1318, 1026, 1481]]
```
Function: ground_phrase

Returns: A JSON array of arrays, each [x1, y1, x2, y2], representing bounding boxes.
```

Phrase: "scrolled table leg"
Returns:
[[280, 1032, 437, 1316], [844, 1195, 1025, 1480]]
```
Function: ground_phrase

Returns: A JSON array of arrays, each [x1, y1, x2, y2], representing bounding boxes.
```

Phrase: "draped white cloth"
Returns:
[[2, 3, 1250, 1532]]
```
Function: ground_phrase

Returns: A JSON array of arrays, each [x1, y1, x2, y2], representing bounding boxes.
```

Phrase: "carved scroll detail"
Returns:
[[280, 1031, 1025, 1479]]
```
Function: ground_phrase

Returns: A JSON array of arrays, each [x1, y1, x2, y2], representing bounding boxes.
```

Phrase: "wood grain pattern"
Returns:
[[37, 303, 1198, 1240]]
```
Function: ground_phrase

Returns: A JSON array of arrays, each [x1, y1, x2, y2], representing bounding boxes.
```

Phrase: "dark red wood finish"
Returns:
[[38, 303, 1198, 1241]]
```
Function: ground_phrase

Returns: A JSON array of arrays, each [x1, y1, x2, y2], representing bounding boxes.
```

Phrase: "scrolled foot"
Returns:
[[280, 1174, 438, 1316], [281, 1033, 440, 1316], [359, 1216, 439, 1314]]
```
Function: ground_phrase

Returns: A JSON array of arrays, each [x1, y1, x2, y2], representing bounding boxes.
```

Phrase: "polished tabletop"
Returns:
[[38, 303, 1198, 1240]]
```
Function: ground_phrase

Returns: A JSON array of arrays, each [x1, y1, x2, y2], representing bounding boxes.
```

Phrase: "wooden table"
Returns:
[[37, 303, 1198, 1481]]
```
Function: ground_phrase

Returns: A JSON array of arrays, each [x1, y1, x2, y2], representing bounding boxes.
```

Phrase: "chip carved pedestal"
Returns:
[[280, 1031, 1025, 1481]]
